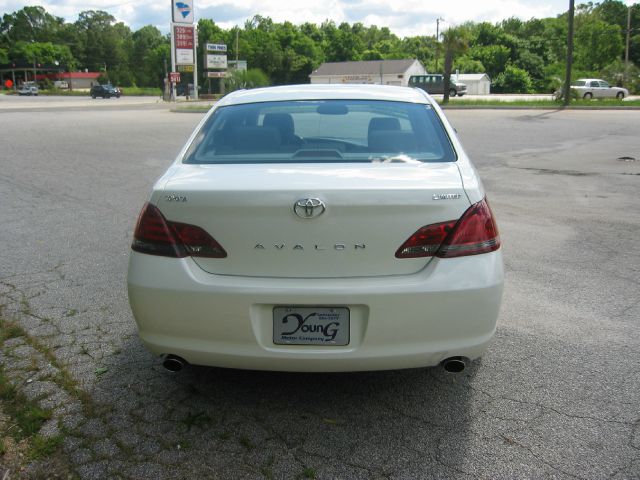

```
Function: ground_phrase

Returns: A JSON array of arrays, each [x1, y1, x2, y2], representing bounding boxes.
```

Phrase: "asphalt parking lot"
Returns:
[[1, 99, 639, 479]]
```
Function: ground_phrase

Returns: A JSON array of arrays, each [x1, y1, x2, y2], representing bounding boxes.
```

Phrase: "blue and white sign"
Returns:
[[206, 43, 227, 52], [172, 0, 194, 24]]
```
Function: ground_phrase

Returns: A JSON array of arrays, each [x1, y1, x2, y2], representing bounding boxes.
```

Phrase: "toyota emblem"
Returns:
[[294, 198, 326, 219]]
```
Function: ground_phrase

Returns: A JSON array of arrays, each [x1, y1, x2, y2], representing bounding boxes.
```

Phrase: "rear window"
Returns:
[[183, 100, 456, 164]]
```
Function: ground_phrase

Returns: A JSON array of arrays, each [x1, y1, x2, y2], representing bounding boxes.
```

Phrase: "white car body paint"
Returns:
[[127, 84, 504, 372]]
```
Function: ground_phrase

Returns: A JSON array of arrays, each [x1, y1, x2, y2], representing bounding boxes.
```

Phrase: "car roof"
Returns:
[[215, 84, 431, 107], [577, 78, 605, 82]]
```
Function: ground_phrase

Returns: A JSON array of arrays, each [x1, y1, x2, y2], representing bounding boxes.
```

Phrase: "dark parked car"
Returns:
[[409, 74, 467, 97], [90, 84, 121, 99]]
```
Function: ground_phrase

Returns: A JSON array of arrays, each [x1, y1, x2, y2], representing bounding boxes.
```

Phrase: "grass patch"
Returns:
[[0, 316, 78, 477], [39, 89, 88, 96], [0, 321, 23, 341], [0, 318, 54, 446], [171, 105, 213, 113], [0, 317, 97, 418], [120, 86, 162, 96], [29, 434, 63, 459], [440, 98, 640, 108], [7, 87, 162, 97], [260, 455, 275, 479], [298, 467, 317, 479], [180, 411, 213, 431], [239, 435, 255, 450], [0, 367, 52, 440]]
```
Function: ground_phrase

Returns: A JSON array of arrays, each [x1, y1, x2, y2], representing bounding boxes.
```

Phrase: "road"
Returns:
[[0, 100, 639, 479]]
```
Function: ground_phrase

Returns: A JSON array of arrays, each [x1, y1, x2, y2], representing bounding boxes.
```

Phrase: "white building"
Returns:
[[309, 59, 426, 87], [455, 73, 491, 95]]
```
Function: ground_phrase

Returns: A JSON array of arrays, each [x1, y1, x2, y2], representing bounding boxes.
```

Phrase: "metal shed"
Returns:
[[455, 74, 491, 95]]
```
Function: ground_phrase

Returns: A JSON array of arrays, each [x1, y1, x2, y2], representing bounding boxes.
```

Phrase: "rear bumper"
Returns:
[[127, 251, 504, 372]]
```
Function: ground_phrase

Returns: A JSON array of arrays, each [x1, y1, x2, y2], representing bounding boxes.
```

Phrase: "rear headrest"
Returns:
[[232, 126, 281, 150], [368, 131, 418, 153], [368, 117, 401, 136], [263, 113, 295, 139]]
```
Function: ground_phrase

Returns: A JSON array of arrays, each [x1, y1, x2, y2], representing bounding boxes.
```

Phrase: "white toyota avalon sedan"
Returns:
[[127, 84, 504, 373]]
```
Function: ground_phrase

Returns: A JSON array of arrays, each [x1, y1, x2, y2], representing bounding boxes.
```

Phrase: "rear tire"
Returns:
[[616, 92, 625, 100], [91, 94, 96, 99], [583, 92, 593, 100]]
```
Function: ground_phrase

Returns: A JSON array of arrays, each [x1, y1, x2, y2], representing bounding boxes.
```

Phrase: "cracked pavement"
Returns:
[[1, 103, 639, 479]]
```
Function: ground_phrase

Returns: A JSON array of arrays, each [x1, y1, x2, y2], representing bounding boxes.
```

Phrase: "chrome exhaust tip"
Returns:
[[441, 356, 467, 373], [162, 354, 186, 372]]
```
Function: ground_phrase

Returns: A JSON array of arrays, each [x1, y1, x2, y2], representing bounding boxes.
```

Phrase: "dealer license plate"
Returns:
[[273, 307, 350, 346]]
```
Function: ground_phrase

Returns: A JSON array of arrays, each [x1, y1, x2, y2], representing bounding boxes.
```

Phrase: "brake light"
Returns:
[[132, 203, 227, 258], [395, 198, 500, 259], [395, 221, 457, 258], [438, 198, 500, 258], [170, 221, 227, 258]]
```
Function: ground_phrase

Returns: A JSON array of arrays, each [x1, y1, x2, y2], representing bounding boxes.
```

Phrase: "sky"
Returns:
[[0, 1, 628, 38]]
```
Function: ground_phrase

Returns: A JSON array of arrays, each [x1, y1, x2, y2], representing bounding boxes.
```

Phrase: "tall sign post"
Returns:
[[170, 0, 197, 100]]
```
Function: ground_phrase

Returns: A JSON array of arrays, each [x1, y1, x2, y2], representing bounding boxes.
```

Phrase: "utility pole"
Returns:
[[626, 6, 631, 65], [563, 0, 575, 107], [435, 18, 444, 72], [625, 5, 631, 85]]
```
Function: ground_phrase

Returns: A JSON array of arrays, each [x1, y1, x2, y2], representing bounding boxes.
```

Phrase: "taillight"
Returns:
[[170, 221, 227, 258], [132, 203, 227, 258], [395, 198, 500, 259], [438, 198, 500, 257], [395, 221, 457, 258]]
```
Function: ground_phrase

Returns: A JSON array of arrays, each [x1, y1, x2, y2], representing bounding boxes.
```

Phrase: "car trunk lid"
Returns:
[[156, 163, 469, 278]]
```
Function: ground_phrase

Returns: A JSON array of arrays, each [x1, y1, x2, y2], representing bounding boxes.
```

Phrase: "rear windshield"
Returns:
[[572, 81, 586, 86], [183, 100, 456, 164]]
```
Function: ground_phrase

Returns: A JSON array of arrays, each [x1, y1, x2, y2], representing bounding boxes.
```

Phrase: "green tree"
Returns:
[[514, 50, 545, 90], [441, 26, 469, 103], [10, 41, 74, 68], [1, 6, 64, 44], [131, 26, 167, 87], [631, 34, 640, 65], [321, 21, 364, 61], [401, 36, 436, 69], [469, 44, 510, 79], [74, 10, 132, 82], [594, 0, 633, 30], [453, 55, 485, 73], [574, 14, 623, 71]]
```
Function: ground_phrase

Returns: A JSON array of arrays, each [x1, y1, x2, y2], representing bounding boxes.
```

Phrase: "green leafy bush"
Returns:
[[224, 68, 270, 93], [493, 65, 533, 93]]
